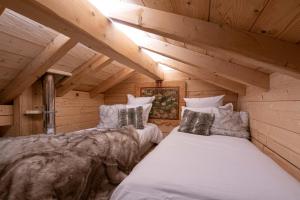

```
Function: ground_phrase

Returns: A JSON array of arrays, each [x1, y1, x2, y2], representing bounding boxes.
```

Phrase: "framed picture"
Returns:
[[140, 87, 180, 120]]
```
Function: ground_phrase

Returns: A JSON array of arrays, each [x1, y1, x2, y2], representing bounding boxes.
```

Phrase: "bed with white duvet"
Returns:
[[111, 127, 300, 200]]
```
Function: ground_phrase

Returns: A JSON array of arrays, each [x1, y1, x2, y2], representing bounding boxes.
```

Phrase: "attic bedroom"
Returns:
[[0, 0, 299, 199]]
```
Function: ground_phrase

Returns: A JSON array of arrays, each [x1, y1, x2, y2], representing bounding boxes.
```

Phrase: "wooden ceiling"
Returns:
[[0, 0, 299, 104], [120, 0, 300, 44], [0, 9, 127, 97]]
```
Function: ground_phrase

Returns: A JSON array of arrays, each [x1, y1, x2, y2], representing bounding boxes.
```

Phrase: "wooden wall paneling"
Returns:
[[251, 119, 300, 168], [0, 79, 9, 91], [14, 86, 33, 136], [140, 37, 269, 89], [0, 50, 32, 70], [263, 147, 300, 181], [0, 105, 13, 126], [142, 0, 174, 12], [171, 0, 210, 20], [74, 84, 96, 92], [210, 0, 268, 30], [51, 43, 97, 73], [5, 82, 43, 136], [77, 75, 103, 87], [90, 68, 135, 98], [101, 62, 125, 74], [56, 54, 113, 97], [239, 73, 300, 181], [1, 0, 164, 81], [106, 3, 300, 79], [186, 80, 238, 108], [242, 101, 300, 134], [0, 34, 77, 104], [252, 138, 300, 181], [56, 91, 103, 133], [158, 56, 246, 95], [0, 5, 4, 15], [0, 9, 58, 46], [31, 80, 43, 134], [251, 0, 300, 43], [0, 31, 44, 58], [0, 66, 20, 82]]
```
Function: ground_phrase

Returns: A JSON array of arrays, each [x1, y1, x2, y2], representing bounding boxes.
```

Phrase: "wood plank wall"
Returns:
[[0, 105, 13, 127], [0, 82, 103, 136], [104, 70, 238, 134], [56, 91, 103, 133], [0, 81, 43, 136], [238, 73, 300, 181]]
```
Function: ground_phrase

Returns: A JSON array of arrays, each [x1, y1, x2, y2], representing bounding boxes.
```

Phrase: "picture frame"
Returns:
[[140, 87, 180, 120]]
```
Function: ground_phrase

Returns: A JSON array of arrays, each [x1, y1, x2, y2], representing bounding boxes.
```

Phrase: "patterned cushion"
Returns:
[[127, 104, 152, 126], [118, 106, 144, 129], [210, 103, 250, 139], [178, 109, 214, 135], [98, 104, 126, 129]]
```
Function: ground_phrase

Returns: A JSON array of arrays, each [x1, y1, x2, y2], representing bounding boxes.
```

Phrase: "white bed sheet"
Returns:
[[111, 127, 300, 200], [136, 123, 163, 148]]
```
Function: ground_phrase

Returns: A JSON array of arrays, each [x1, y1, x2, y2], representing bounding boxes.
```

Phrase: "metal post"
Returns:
[[42, 73, 56, 134]]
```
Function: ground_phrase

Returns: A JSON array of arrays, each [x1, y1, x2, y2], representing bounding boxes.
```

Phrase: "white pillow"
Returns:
[[98, 104, 125, 129], [127, 104, 152, 126], [127, 94, 155, 105], [184, 95, 225, 108], [181, 103, 233, 118]]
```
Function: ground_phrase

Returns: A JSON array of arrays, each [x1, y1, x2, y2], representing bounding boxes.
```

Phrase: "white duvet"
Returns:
[[136, 123, 163, 147], [111, 127, 300, 200]]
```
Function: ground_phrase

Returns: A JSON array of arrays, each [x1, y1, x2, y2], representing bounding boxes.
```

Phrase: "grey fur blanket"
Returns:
[[0, 126, 140, 200]]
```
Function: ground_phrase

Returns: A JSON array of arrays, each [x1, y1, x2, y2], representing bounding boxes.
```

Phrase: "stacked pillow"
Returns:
[[126, 94, 154, 126], [118, 106, 144, 129], [178, 95, 250, 139], [98, 104, 125, 129], [184, 95, 224, 108], [97, 94, 155, 130]]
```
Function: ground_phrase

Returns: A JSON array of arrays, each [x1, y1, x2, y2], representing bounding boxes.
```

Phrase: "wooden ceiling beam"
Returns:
[[0, 0, 164, 81], [56, 54, 113, 97], [140, 38, 269, 90], [90, 67, 135, 98], [0, 34, 76, 104], [106, 2, 300, 79], [159, 58, 246, 95]]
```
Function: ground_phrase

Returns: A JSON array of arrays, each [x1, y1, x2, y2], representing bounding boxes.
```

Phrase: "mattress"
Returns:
[[111, 127, 300, 200]]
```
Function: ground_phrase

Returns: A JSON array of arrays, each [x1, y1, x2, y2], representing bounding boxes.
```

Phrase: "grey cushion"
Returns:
[[210, 104, 250, 139], [98, 104, 126, 129], [118, 106, 144, 129], [178, 109, 214, 136]]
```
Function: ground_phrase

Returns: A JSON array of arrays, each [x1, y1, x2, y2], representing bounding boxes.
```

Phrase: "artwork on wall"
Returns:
[[140, 87, 180, 120]]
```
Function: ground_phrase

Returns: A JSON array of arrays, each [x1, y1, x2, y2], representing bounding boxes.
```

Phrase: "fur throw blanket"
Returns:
[[0, 126, 140, 200]]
